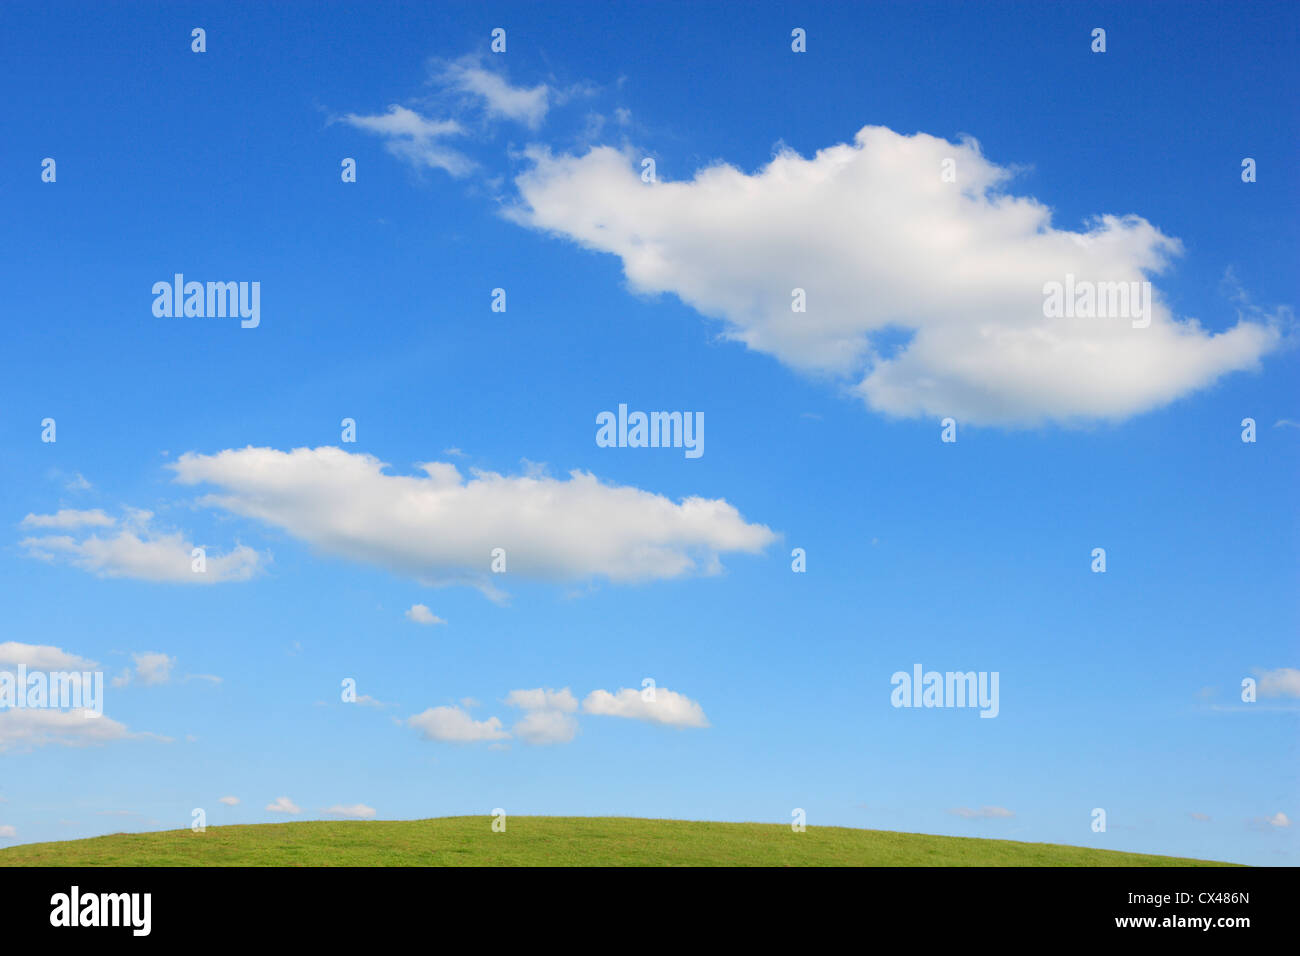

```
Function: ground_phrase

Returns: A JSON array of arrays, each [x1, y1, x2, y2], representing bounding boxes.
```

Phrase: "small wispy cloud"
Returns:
[[438, 55, 550, 129], [948, 806, 1015, 820], [336, 105, 474, 177], [405, 604, 445, 626], [1255, 667, 1300, 698], [1248, 811, 1291, 830], [113, 652, 177, 688], [20, 508, 114, 530]]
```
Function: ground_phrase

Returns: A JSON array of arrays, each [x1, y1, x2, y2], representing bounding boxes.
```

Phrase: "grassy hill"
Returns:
[[0, 816, 1237, 866]]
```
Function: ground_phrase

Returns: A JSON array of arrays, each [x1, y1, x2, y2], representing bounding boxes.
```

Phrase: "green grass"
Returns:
[[0, 816, 1238, 866]]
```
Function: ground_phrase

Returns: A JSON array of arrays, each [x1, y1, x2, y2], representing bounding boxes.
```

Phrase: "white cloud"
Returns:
[[509, 127, 1282, 426], [111, 652, 178, 688], [218, 796, 240, 806], [440, 57, 550, 129], [20, 508, 263, 584], [0, 641, 95, 670], [408, 705, 509, 743], [0, 825, 15, 838], [505, 687, 579, 713], [1255, 667, 1300, 698], [20, 509, 114, 530], [405, 603, 445, 626], [325, 803, 377, 819], [171, 446, 774, 596], [512, 708, 579, 745], [342, 103, 462, 140], [949, 806, 1015, 819], [337, 104, 474, 177], [505, 687, 580, 745], [66, 473, 93, 492], [0, 709, 157, 753], [265, 796, 301, 814], [1267, 812, 1291, 828], [131, 652, 175, 686], [582, 687, 709, 728]]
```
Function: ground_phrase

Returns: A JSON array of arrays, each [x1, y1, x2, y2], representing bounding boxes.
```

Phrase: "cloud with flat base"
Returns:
[[405, 604, 445, 626], [407, 705, 509, 743], [0, 709, 164, 753], [265, 796, 301, 815], [508, 126, 1284, 427], [171, 446, 774, 599], [0, 642, 96, 670], [582, 686, 709, 728]]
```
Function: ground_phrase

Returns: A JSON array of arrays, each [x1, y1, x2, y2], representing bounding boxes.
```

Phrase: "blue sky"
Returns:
[[1, 1, 1296, 865]]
